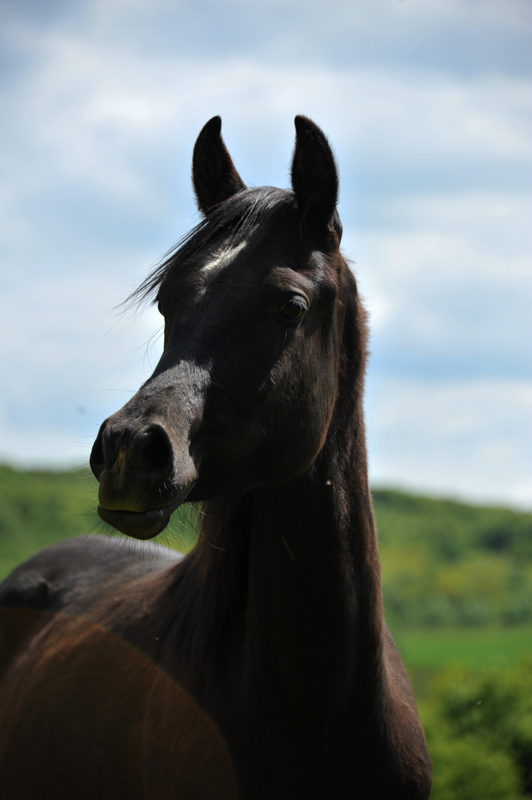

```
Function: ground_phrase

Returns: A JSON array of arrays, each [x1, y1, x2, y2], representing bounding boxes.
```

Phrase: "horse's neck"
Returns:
[[181, 422, 383, 721], [245, 441, 384, 721]]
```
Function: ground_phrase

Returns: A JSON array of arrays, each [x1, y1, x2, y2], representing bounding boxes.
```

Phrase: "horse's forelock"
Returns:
[[127, 187, 296, 308]]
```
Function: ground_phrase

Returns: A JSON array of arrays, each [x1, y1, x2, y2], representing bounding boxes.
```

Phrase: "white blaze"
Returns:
[[201, 241, 247, 280]]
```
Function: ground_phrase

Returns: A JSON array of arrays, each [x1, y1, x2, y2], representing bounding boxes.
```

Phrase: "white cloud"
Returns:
[[2, 21, 531, 206], [366, 377, 532, 509], [347, 189, 532, 374], [49, 0, 532, 80]]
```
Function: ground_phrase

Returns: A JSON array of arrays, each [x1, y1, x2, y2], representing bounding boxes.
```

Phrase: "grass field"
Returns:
[[391, 624, 532, 698], [396, 624, 532, 670]]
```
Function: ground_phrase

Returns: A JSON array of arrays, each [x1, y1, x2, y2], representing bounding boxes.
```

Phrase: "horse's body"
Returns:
[[0, 117, 431, 799]]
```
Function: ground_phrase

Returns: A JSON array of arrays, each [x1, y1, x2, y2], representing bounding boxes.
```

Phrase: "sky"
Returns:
[[0, 0, 531, 508]]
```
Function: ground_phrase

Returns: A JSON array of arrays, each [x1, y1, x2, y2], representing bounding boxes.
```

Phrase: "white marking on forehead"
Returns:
[[200, 240, 247, 280]]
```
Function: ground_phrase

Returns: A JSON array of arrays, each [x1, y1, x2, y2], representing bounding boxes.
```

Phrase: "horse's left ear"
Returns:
[[291, 116, 339, 235], [192, 116, 247, 214]]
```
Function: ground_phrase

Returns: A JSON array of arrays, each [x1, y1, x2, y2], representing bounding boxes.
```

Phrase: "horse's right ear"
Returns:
[[192, 117, 246, 214], [291, 116, 339, 235]]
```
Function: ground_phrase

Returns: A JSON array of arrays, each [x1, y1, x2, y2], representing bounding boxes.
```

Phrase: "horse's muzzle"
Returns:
[[96, 478, 197, 539], [90, 417, 198, 539]]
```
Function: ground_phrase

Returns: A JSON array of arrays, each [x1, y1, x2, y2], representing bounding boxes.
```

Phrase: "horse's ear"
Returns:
[[291, 116, 339, 234], [192, 116, 246, 213]]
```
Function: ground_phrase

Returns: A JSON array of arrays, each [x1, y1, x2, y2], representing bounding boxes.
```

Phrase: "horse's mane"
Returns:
[[129, 187, 297, 306]]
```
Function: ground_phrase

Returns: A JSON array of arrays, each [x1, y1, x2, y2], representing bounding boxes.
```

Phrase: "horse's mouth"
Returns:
[[97, 480, 197, 540]]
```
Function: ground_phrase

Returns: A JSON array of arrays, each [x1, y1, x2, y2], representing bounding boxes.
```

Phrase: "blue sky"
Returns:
[[0, 0, 531, 507]]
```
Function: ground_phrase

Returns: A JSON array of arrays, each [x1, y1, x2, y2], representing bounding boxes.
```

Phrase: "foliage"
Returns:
[[423, 659, 532, 798], [428, 735, 521, 800], [374, 490, 532, 628], [373, 490, 532, 561]]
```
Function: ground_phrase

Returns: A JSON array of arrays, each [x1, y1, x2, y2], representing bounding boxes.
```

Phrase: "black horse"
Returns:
[[0, 116, 431, 799]]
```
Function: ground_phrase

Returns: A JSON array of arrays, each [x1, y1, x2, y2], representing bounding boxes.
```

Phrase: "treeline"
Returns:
[[374, 490, 532, 628], [1, 466, 532, 629]]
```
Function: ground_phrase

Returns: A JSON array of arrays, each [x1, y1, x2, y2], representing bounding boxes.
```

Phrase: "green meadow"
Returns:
[[2, 464, 532, 797], [396, 625, 532, 705], [397, 625, 532, 672]]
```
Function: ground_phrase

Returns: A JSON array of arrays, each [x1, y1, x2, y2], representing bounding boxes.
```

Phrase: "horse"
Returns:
[[0, 116, 431, 799]]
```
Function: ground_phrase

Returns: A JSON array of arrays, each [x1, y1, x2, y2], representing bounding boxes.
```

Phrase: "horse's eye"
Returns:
[[279, 298, 307, 322]]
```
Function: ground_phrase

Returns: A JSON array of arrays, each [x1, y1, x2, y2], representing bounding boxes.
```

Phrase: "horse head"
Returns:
[[90, 116, 352, 540]]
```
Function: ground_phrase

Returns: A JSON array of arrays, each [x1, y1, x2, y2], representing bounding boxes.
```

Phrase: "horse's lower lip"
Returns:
[[97, 481, 197, 540]]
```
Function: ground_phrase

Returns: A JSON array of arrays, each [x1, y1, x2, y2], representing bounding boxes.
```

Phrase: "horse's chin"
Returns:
[[97, 480, 197, 540], [97, 505, 172, 539]]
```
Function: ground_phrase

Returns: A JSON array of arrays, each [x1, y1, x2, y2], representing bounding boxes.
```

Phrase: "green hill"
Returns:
[[374, 489, 532, 629], [0, 465, 100, 577], [1, 465, 531, 630], [0, 464, 196, 578]]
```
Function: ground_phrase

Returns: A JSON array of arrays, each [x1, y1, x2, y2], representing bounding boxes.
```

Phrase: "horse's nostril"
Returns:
[[131, 424, 173, 481], [90, 421, 108, 480], [91, 420, 173, 484], [143, 436, 168, 470]]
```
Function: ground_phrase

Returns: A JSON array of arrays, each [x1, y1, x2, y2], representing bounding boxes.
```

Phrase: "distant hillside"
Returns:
[[0, 465, 99, 577], [1, 466, 531, 628], [374, 489, 532, 628], [0, 465, 195, 578]]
